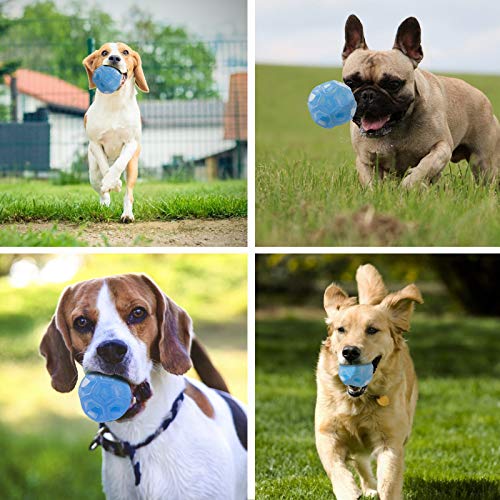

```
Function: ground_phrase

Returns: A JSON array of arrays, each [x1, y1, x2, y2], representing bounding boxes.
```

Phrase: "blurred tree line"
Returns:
[[0, 0, 217, 100], [256, 255, 500, 316]]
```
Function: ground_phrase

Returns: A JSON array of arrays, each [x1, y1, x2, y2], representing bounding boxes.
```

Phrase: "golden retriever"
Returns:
[[315, 264, 423, 500]]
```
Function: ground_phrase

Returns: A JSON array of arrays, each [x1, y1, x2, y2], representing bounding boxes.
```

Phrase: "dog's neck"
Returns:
[[93, 77, 138, 110], [107, 366, 185, 443]]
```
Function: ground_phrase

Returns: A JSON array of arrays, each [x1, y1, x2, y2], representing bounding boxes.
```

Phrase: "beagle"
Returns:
[[82, 43, 149, 223], [40, 274, 247, 500]]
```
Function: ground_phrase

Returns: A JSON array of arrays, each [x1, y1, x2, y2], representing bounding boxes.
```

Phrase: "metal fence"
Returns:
[[0, 21, 247, 181]]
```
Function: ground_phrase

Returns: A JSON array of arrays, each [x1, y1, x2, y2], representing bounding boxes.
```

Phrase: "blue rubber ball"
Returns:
[[78, 372, 132, 422], [338, 363, 374, 387], [93, 65, 122, 94], [307, 80, 356, 128]]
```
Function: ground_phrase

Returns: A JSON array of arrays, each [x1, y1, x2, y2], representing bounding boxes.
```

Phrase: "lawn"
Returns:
[[0, 254, 247, 499], [0, 179, 247, 246], [256, 309, 500, 499], [256, 65, 500, 246]]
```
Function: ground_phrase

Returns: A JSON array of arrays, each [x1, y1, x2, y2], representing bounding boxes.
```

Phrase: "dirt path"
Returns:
[[8, 219, 247, 247]]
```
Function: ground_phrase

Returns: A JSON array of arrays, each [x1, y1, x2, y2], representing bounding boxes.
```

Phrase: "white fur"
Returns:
[[85, 43, 141, 221], [83, 281, 247, 500]]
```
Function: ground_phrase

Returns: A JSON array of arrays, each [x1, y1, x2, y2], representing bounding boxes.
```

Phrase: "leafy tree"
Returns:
[[0, 1, 219, 99], [0, 1, 118, 89], [125, 8, 218, 99]]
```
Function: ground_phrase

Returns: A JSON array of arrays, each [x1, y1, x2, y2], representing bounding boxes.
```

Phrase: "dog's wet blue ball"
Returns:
[[338, 363, 374, 387], [93, 66, 122, 94], [307, 80, 357, 128], [78, 372, 132, 422]]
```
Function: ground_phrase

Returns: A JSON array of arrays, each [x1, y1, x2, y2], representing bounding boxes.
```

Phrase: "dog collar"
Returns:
[[89, 390, 185, 486]]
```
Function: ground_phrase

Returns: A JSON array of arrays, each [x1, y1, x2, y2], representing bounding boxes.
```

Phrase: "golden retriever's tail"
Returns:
[[190, 337, 230, 393], [356, 264, 388, 305]]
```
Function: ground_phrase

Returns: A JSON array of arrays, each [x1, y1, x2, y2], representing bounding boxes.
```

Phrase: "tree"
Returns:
[[0, 1, 118, 89], [0, 2, 219, 99], [125, 8, 218, 99]]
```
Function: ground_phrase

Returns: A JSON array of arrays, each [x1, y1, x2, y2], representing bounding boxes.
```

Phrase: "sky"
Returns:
[[8, 0, 247, 38], [256, 0, 500, 74]]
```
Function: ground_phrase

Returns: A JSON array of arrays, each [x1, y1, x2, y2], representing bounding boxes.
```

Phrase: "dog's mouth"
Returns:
[[103, 64, 128, 88], [118, 380, 152, 420], [346, 355, 382, 398], [355, 112, 405, 138]]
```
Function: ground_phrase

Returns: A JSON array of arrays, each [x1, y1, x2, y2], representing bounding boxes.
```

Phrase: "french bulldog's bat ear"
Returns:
[[393, 17, 424, 67], [342, 14, 368, 62]]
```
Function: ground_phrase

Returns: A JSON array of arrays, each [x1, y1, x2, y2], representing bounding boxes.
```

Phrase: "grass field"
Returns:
[[256, 65, 500, 246], [256, 308, 500, 499], [0, 179, 247, 246], [0, 255, 247, 499]]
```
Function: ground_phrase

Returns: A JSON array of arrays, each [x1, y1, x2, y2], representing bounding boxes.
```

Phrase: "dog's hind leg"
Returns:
[[88, 147, 110, 206], [354, 454, 377, 497], [121, 144, 140, 223]]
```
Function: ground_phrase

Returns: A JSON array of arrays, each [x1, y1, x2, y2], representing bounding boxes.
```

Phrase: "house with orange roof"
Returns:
[[1, 69, 247, 178]]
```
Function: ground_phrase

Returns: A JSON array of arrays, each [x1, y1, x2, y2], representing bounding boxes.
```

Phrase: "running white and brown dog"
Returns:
[[40, 273, 247, 500], [82, 43, 149, 222]]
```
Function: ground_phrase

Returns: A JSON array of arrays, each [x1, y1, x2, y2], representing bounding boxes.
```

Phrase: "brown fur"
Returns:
[[39, 274, 227, 395], [82, 42, 149, 92], [342, 15, 500, 188], [185, 380, 215, 418], [315, 264, 423, 500]]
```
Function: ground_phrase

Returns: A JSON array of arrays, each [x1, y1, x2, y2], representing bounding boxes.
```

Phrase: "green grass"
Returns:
[[0, 226, 88, 246], [0, 255, 247, 499], [0, 179, 247, 222], [256, 65, 500, 246], [256, 311, 500, 499]]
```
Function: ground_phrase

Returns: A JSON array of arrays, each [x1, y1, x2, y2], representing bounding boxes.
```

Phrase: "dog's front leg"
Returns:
[[376, 446, 404, 500], [88, 147, 110, 206], [316, 429, 361, 500], [356, 155, 376, 187], [101, 140, 138, 194], [401, 140, 451, 188]]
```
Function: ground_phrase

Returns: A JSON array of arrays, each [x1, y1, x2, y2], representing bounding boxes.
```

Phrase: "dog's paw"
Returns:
[[101, 174, 122, 194], [120, 212, 135, 223], [99, 193, 111, 207], [401, 169, 426, 189], [362, 489, 378, 498]]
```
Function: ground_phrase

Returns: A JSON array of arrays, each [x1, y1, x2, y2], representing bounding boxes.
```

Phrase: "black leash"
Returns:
[[89, 391, 185, 486]]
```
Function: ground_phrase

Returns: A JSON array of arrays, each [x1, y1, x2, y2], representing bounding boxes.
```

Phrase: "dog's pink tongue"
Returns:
[[361, 116, 390, 131]]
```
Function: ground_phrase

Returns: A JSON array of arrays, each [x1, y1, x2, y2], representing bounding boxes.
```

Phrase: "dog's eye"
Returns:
[[101, 50, 109, 56], [386, 80, 403, 92], [74, 316, 93, 333], [366, 326, 379, 335], [122, 50, 129, 55], [337, 326, 346, 333], [128, 307, 147, 324]]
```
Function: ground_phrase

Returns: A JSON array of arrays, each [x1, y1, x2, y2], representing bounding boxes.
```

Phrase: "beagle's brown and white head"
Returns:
[[82, 42, 149, 93], [40, 274, 191, 418], [323, 264, 423, 397]]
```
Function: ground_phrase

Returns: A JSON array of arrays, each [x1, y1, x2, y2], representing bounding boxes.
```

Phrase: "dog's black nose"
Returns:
[[108, 54, 121, 63], [361, 89, 376, 104], [97, 340, 128, 364], [342, 346, 361, 363]]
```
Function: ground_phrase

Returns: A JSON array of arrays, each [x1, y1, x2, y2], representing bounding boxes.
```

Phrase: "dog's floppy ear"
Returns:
[[356, 264, 388, 305], [82, 51, 99, 90], [39, 288, 78, 393], [393, 17, 423, 67], [379, 284, 423, 334], [141, 275, 192, 374], [131, 50, 149, 93], [343, 14, 368, 62], [324, 283, 357, 317]]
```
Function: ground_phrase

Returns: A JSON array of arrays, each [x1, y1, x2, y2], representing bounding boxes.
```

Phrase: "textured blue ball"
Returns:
[[338, 363, 374, 387], [78, 372, 132, 422], [93, 65, 122, 94], [307, 80, 356, 128]]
